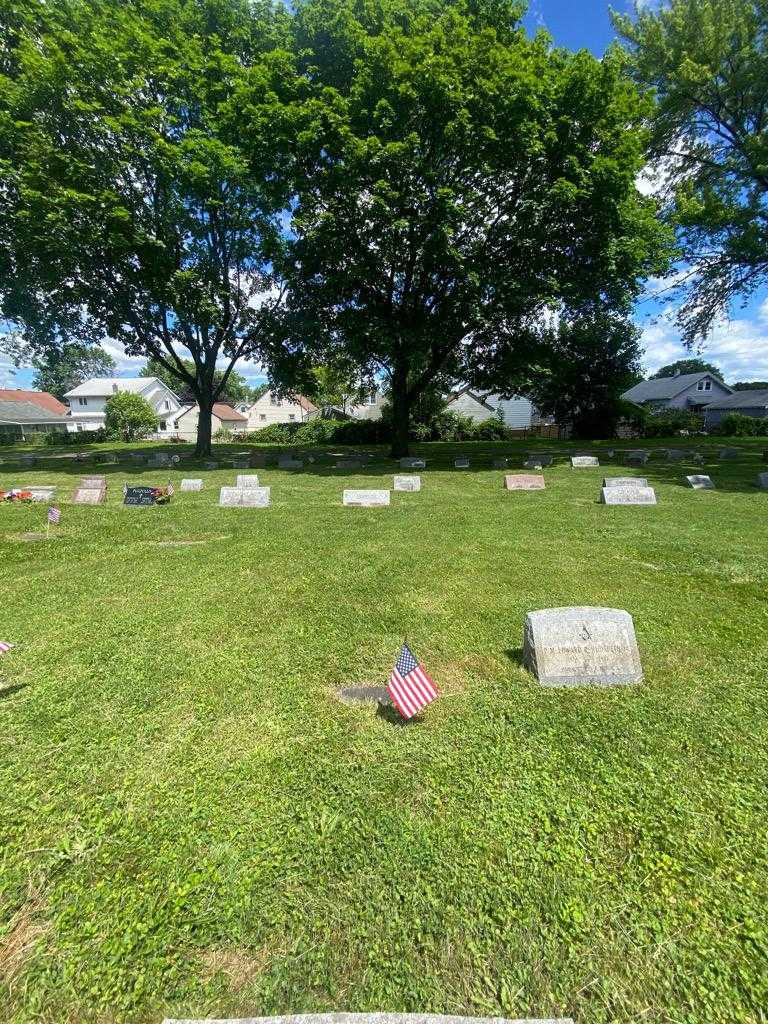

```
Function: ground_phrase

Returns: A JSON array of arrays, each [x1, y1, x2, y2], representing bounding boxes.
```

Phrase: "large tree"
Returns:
[[139, 357, 254, 406], [25, 344, 116, 401], [0, 0, 293, 455], [614, 0, 768, 344], [263, 0, 669, 455], [651, 358, 723, 380]]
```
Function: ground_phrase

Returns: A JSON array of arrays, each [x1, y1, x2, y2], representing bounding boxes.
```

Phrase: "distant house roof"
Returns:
[[296, 395, 317, 413], [0, 389, 69, 415], [0, 399, 71, 425], [445, 387, 497, 413], [703, 389, 768, 411], [64, 376, 180, 402], [622, 372, 732, 404], [213, 403, 247, 422]]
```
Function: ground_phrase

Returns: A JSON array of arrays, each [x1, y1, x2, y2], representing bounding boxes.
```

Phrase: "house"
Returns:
[[234, 390, 316, 430], [0, 389, 69, 417], [622, 372, 733, 413], [0, 397, 73, 440], [63, 377, 183, 435], [702, 390, 768, 430], [174, 403, 248, 441], [445, 388, 539, 428]]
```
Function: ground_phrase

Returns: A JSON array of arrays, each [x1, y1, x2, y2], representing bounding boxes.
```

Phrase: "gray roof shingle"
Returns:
[[622, 372, 729, 403], [703, 389, 768, 410]]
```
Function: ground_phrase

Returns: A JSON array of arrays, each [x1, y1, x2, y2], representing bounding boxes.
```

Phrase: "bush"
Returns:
[[43, 428, 107, 446], [243, 417, 390, 446], [104, 392, 158, 441], [716, 413, 768, 437], [642, 410, 704, 437]]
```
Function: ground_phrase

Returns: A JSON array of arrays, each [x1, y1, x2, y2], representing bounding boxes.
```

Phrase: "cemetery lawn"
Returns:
[[1, 440, 767, 1024]]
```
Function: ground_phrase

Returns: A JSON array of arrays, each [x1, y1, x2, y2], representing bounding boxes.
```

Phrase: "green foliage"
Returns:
[[25, 345, 116, 401], [43, 428, 107, 446], [266, 0, 670, 453], [642, 409, 704, 437], [651, 358, 723, 380], [141, 358, 255, 406], [244, 417, 389, 445], [733, 380, 768, 391], [716, 412, 768, 436], [103, 392, 157, 442], [614, 0, 768, 342]]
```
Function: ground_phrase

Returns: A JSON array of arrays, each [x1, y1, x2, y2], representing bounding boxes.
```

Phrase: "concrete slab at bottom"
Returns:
[[163, 1016, 574, 1024]]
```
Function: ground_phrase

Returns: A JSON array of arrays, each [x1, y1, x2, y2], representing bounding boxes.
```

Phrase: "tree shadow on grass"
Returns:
[[504, 647, 526, 667], [375, 701, 423, 727], [0, 683, 27, 700]]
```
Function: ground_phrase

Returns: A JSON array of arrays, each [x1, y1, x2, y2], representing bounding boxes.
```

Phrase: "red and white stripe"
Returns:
[[387, 664, 438, 719]]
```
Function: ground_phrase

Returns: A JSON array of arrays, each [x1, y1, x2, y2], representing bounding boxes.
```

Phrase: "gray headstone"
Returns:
[[756, 472, 768, 490], [180, 479, 203, 492], [80, 476, 107, 489], [335, 458, 362, 469], [393, 475, 421, 491], [523, 606, 643, 687], [603, 476, 648, 488], [218, 486, 270, 507], [72, 487, 105, 505], [278, 458, 303, 469], [523, 459, 543, 470], [666, 449, 686, 461], [343, 489, 390, 507], [571, 456, 599, 468], [601, 485, 657, 505], [719, 447, 738, 460], [504, 474, 545, 491], [250, 454, 270, 468], [232, 457, 250, 469], [26, 486, 56, 502], [236, 474, 261, 488], [163, 1015, 574, 1024], [492, 458, 509, 468], [454, 458, 470, 468], [527, 453, 554, 466], [686, 474, 715, 489], [202, 460, 218, 470], [399, 457, 425, 469]]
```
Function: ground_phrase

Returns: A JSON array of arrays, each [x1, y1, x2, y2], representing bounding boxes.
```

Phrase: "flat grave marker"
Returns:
[[26, 486, 56, 502], [757, 472, 768, 490], [343, 489, 390, 507], [180, 479, 203, 492], [337, 686, 391, 704], [504, 474, 545, 491], [80, 476, 106, 489], [219, 486, 270, 507], [601, 485, 657, 505], [687, 474, 715, 490], [603, 476, 648, 489], [571, 456, 599, 468], [523, 606, 643, 687], [236, 474, 261, 488], [393, 475, 421, 491], [335, 458, 362, 469], [72, 487, 105, 505], [399, 457, 425, 469], [454, 458, 470, 468], [163, 1013, 575, 1024]]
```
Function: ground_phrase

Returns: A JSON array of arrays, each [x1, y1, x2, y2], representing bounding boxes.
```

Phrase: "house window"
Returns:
[[260, 414, 266, 421], [697, 379, 712, 392], [78, 397, 87, 407], [163, 400, 170, 411], [363, 393, 376, 405], [159, 420, 166, 430], [289, 414, 296, 421]]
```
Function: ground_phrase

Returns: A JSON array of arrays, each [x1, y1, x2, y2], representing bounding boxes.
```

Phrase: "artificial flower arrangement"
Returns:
[[0, 489, 33, 503], [152, 485, 172, 505]]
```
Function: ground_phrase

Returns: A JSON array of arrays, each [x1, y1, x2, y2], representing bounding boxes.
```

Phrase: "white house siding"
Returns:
[[237, 391, 310, 429], [447, 391, 535, 428], [347, 393, 387, 420], [64, 378, 182, 433]]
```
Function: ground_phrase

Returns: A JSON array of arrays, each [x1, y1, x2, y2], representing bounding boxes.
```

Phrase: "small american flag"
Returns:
[[47, 506, 61, 524], [166, 481, 174, 497], [0, 641, 12, 654], [387, 642, 439, 719]]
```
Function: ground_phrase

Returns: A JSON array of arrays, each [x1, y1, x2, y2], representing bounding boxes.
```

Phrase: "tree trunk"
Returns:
[[389, 363, 411, 458], [195, 397, 214, 457]]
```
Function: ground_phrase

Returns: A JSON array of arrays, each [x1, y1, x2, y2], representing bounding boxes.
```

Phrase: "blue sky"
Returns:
[[3, 0, 766, 390]]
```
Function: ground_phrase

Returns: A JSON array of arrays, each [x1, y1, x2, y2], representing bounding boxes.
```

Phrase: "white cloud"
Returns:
[[640, 308, 768, 381]]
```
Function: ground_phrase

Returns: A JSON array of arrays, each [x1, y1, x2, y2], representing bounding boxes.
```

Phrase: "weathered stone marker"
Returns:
[[80, 475, 107, 489], [219, 486, 270, 507], [492, 457, 509, 468], [343, 489, 390, 507], [571, 456, 599, 468], [26, 486, 56, 502], [454, 457, 470, 468], [603, 477, 648, 489], [202, 460, 218, 470], [278, 457, 303, 469], [686, 474, 715, 490], [666, 448, 686, 461], [523, 606, 643, 687], [601, 485, 657, 505], [757, 472, 768, 490], [250, 453, 270, 468], [335, 458, 362, 469], [72, 487, 105, 505], [504, 474, 545, 491], [393, 475, 421, 491], [625, 449, 650, 465], [180, 479, 203, 492], [236, 474, 261, 488], [399, 457, 426, 469], [523, 459, 543, 470], [719, 447, 738, 460], [527, 452, 554, 466]]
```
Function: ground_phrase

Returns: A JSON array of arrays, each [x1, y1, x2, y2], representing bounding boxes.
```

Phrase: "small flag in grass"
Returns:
[[387, 642, 439, 719], [47, 506, 61, 525], [166, 480, 174, 497], [0, 641, 13, 654]]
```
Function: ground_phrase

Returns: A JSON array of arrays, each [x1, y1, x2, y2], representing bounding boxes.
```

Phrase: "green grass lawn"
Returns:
[[1, 439, 767, 1024]]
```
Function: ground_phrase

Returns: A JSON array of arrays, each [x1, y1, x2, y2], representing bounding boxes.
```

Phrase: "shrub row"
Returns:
[[715, 413, 768, 436]]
